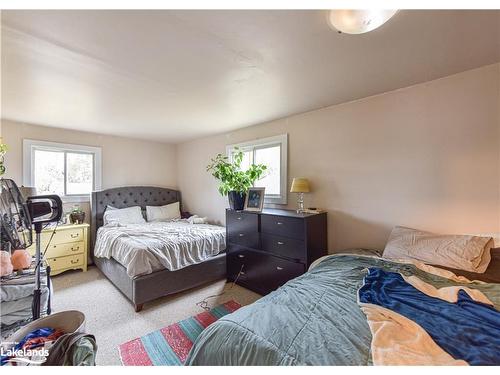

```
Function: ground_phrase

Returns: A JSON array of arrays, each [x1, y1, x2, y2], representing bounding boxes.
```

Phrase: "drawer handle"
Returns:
[[71, 246, 80, 251], [277, 241, 284, 245], [237, 217, 242, 220], [276, 222, 283, 225], [70, 259, 79, 264], [238, 254, 245, 258], [276, 266, 284, 271], [238, 233, 244, 237], [70, 233, 79, 238]]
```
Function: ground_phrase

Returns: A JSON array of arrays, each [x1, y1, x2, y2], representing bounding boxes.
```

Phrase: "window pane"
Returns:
[[239, 150, 253, 171], [34, 149, 64, 196], [66, 153, 93, 195], [255, 145, 281, 195]]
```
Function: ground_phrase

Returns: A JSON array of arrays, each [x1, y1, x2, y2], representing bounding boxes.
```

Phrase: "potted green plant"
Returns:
[[0, 141, 8, 176], [70, 206, 86, 224], [206, 148, 267, 210]]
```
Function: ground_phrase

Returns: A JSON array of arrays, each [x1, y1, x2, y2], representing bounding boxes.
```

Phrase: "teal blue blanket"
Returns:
[[185, 255, 500, 366]]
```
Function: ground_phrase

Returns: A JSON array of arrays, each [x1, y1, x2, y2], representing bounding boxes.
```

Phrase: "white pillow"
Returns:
[[383, 226, 493, 273], [103, 206, 146, 226], [146, 202, 181, 222], [187, 215, 208, 224]]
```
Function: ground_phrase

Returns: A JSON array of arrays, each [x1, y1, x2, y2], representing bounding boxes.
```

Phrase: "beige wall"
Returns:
[[0, 120, 178, 222], [177, 63, 500, 252], [1, 64, 499, 253]]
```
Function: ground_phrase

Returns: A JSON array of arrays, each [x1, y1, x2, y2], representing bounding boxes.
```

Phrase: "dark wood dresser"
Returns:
[[226, 208, 327, 295]]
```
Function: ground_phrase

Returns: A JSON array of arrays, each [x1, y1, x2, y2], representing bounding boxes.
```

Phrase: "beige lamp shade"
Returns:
[[290, 178, 310, 193]]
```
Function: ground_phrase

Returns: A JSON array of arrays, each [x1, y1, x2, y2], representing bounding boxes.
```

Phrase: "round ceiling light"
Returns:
[[327, 9, 398, 34]]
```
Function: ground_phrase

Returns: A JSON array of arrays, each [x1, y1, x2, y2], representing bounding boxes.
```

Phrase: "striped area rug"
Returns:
[[118, 300, 241, 366]]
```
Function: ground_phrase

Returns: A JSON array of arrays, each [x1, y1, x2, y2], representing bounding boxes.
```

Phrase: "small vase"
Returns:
[[227, 191, 246, 211]]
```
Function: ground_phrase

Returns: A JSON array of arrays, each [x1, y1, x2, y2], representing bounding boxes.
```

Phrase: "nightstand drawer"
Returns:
[[226, 211, 258, 233], [41, 227, 84, 245], [28, 241, 84, 258], [47, 254, 84, 272], [261, 215, 304, 240], [261, 234, 306, 262]]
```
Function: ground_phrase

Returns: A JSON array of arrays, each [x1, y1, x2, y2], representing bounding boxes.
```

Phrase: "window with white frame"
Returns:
[[23, 139, 102, 201], [226, 134, 288, 205]]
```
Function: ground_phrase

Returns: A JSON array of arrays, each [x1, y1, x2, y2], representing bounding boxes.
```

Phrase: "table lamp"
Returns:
[[290, 178, 310, 213]]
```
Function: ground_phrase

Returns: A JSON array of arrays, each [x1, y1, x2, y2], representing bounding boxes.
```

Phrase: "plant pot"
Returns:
[[70, 211, 86, 224], [227, 191, 246, 211]]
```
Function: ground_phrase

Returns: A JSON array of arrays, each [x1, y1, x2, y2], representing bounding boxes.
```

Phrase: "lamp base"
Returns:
[[296, 192, 305, 213]]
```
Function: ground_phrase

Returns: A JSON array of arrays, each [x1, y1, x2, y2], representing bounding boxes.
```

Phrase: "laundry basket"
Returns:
[[5, 310, 85, 344]]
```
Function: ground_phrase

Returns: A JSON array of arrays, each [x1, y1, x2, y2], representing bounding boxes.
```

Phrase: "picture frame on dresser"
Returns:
[[244, 187, 265, 212]]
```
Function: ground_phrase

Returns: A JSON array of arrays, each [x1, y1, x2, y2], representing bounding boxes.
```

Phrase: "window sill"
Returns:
[[61, 195, 91, 204], [264, 197, 287, 205]]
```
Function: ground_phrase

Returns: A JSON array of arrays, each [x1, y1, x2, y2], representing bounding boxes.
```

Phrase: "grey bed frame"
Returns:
[[90, 186, 226, 312]]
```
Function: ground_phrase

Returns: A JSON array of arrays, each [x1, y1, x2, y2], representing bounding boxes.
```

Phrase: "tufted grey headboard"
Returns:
[[90, 186, 181, 253]]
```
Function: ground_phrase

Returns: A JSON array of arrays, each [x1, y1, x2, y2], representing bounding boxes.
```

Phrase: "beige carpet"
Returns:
[[51, 266, 261, 365]]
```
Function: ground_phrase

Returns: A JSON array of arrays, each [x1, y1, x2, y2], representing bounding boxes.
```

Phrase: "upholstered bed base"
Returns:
[[91, 186, 227, 312], [93, 253, 226, 312]]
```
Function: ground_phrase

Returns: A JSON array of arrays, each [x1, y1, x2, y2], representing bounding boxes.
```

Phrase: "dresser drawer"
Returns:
[[47, 253, 84, 272], [227, 249, 250, 279], [226, 211, 258, 233], [261, 215, 304, 240], [227, 231, 260, 248], [228, 248, 305, 294], [262, 256, 305, 292], [261, 234, 306, 262], [227, 249, 263, 288], [28, 241, 84, 258]]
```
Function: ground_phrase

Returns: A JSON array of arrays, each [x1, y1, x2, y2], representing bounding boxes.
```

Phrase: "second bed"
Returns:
[[90, 186, 227, 312]]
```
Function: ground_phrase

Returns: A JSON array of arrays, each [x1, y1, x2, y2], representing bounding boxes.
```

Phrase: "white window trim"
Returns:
[[226, 134, 288, 205], [23, 139, 102, 203]]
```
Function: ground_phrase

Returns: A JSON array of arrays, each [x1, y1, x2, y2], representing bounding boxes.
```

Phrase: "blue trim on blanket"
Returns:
[[359, 268, 500, 365]]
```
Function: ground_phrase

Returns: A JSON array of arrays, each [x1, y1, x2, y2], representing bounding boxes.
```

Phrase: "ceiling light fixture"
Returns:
[[327, 9, 398, 34]]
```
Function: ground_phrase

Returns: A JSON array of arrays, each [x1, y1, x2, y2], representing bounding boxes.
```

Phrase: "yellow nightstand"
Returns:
[[27, 223, 89, 276]]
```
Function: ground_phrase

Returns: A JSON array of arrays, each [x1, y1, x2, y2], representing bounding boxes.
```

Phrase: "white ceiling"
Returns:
[[1, 10, 499, 143]]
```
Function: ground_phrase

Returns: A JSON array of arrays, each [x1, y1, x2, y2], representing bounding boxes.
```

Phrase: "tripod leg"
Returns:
[[46, 265, 51, 315], [32, 223, 43, 321], [32, 289, 41, 320]]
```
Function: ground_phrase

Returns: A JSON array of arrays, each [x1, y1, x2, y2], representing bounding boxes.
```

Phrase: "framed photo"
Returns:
[[244, 187, 265, 212]]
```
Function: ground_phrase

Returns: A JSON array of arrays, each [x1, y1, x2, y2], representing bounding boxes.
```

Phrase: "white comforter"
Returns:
[[94, 221, 226, 278]]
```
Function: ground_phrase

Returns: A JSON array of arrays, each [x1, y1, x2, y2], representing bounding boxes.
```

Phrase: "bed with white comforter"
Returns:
[[93, 220, 226, 278]]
